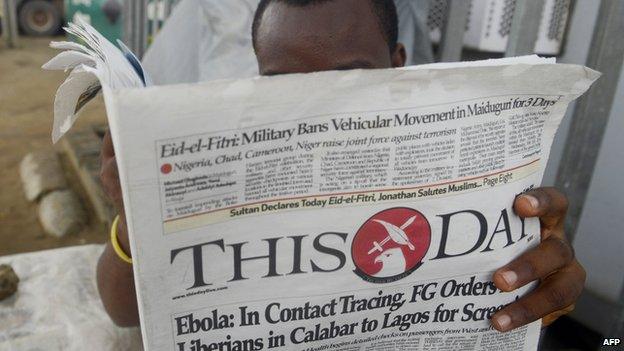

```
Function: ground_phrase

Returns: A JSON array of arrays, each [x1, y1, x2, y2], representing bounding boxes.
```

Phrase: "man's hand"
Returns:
[[491, 187, 586, 332], [100, 130, 131, 252], [101, 130, 124, 213], [96, 129, 139, 327]]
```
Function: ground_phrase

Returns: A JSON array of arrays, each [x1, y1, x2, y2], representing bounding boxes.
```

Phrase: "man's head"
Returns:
[[252, 0, 406, 76]]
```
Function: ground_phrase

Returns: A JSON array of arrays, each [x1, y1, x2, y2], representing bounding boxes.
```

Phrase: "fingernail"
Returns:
[[521, 194, 539, 209], [501, 270, 518, 287], [495, 314, 511, 331]]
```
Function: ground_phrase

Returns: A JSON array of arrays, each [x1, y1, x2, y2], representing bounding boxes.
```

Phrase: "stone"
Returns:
[[0, 264, 19, 301], [38, 190, 87, 237], [19, 150, 68, 202]]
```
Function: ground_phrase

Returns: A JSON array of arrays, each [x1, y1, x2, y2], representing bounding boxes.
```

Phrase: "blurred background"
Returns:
[[0, 0, 622, 350]]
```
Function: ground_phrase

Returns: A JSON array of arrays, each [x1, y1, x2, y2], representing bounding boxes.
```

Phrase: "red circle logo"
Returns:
[[352, 207, 431, 283], [160, 163, 172, 174]]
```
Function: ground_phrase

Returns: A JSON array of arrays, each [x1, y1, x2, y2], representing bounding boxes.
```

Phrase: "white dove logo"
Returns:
[[352, 207, 432, 283]]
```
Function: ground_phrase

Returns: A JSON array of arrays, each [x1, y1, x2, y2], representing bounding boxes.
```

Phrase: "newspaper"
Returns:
[[42, 19, 148, 143], [44, 22, 599, 351]]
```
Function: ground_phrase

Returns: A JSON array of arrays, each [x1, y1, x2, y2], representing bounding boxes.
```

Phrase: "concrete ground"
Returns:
[[0, 36, 108, 256]]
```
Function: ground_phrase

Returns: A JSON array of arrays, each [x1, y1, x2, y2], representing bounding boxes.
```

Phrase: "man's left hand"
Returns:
[[491, 187, 586, 332]]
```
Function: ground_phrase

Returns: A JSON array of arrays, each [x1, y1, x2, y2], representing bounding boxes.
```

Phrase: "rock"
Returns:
[[19, 151, 68, 202], [0, 264, 19, 301], [38, 190, 87, 237]]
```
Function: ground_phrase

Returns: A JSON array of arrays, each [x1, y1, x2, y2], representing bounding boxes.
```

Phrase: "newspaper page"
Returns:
[[91, 60, 597, 351]]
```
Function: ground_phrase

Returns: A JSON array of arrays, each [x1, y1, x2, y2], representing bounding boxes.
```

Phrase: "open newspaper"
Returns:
[[45, 21, 599, 351]]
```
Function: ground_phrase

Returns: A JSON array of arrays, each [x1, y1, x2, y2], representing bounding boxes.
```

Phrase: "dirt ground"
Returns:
[[0, 37, 109, 256]]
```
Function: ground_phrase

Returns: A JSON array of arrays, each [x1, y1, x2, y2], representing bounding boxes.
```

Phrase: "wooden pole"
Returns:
[[1, 0, 19, 48]]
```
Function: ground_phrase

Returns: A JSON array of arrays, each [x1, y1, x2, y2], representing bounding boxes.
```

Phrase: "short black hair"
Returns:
[[252, 0, 399, 52]]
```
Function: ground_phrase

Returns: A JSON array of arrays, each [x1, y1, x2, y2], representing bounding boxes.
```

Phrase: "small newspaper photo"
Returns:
[[44, 21, 599, 351]]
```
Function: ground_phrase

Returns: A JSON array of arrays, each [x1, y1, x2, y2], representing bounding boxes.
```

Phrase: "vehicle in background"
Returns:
[[1, 0, 124, 39], [15, 0, 64, 36]]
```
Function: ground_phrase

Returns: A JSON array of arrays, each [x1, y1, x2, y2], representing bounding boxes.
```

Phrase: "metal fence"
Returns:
[[123, 0, 554, 61], [123, 0, 179, 58]]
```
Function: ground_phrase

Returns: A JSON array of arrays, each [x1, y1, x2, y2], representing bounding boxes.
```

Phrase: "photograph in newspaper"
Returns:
[[89, 60, 598, 351]]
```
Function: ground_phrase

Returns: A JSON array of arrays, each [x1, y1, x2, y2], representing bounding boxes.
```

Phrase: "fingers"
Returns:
[[496, 187, 581, 332], [491, 261, 585, 332], [100, 129, 125, 211], [493, 235, 575, 291], [101, 129, 115, 159], [100, 154, 124, 211], [514, 187, 568, 229]]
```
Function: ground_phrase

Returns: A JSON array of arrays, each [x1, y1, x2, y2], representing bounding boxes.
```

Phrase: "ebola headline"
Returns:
[[173, 275, 516, 351]]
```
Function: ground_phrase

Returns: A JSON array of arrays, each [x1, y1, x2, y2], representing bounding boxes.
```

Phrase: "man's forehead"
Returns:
[[257, 0, 372, 45], [255, 0, 391, 75]]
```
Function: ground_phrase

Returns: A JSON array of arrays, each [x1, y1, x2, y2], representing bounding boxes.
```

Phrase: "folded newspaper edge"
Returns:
[[45, 21, 600, 351], [42, 19, 147, 143], [44, 20, 559, 144]]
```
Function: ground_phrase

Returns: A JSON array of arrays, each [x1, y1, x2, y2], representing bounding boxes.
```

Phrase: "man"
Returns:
[[98, 0, 585, 335]]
